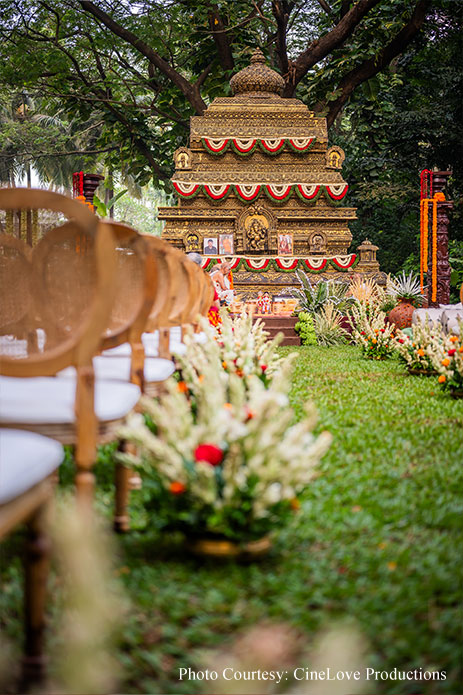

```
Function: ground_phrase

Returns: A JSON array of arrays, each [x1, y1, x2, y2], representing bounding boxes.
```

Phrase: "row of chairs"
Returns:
[[0, 187, 213, 685]]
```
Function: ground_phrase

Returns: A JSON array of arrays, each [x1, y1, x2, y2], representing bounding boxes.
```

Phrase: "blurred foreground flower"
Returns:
[[51, 499, 126, 694], [202, 621, 368, 695]]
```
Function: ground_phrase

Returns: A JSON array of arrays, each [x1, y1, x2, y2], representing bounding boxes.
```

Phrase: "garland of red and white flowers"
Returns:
[[200, 254, 358, 273], [201, 137, 316, 156], [172, 181, 348, 204]]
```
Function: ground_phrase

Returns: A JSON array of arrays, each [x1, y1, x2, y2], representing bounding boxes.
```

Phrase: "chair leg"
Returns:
[[158, 328, 170, 359], [21, 501, 51, 689], [114, 449, 132, 534], [74, 367, 97, 507]]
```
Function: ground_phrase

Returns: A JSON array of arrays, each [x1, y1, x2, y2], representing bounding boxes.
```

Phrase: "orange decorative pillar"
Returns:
[[427, 171, 453, 307]]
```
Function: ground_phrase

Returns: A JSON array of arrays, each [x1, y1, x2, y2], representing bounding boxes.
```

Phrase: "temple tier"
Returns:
[[159, 48, 382, 301]]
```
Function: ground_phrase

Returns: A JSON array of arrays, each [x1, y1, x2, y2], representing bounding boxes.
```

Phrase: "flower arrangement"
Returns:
[[393, 320, 439, 374], [176, 310, 290, 392], [294, 312, 317, 346], [348, 300, 395, 359], [428, 320, 463, 396], [118, 359, 331, 542], [349, 276, 383, 305]]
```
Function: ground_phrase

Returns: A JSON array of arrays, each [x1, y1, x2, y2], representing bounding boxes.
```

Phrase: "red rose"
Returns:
[[448, 349, 456, 356], [169, 481, 186, 495], [261, 364, 268, 372], [194, 443, 224, 466], [398, 339, 404, 344]]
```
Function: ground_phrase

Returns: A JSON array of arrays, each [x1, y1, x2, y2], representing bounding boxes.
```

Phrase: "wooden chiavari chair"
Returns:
[[0, 429, 64, 687], [0, 188, 140, 505]]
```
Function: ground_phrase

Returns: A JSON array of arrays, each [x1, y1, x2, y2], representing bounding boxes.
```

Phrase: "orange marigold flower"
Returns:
[[198, 374, 205, 382], [459, 346, 463, 353], [449, 335, 458, 343], [438, 374, 446, 383], [177, 381, 188, 393], [170, 481, 186, 495], [441, 358, 450, 367], [372, 338, 377, 344], [236, 368, 244, 377], [244, 406, 255, 420], [374, 329, 379, 334], [223, 402, 233, 411], [222, 361, 228, 369], [290, 498, 300, 511], [417, 349, 425, 357]]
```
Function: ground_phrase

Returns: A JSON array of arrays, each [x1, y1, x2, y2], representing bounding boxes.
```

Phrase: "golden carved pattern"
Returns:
[[159, 50, 369, 280]]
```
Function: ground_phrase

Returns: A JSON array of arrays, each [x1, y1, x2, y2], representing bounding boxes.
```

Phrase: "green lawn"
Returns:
[[1, 345, 462, 694]]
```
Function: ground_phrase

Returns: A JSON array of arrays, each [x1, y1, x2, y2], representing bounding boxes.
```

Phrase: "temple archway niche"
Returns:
[[237, 205, 277, 255], [308, 231, 327, 255]]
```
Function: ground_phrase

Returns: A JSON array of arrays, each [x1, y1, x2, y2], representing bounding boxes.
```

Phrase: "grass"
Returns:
[[1, 345, 462, 694]]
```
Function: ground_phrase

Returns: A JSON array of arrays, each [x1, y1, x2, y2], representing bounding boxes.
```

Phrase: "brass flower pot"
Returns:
[[388, 298, 415, 329], [408, 367, 436, 376], [187, 535, 271, 559]]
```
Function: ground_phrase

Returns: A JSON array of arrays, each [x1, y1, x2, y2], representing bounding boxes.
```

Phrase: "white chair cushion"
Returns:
[[0, 376, 140, 425], [0, 429, 64, 504], [446, 318, 462, 336], [171, 343, 187, 356], [412, 308, 444, 326], [193, 332, 207, 344], [58, 355, 174, 383]]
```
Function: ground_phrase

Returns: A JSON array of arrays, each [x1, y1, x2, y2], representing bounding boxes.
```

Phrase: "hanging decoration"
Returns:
[[234, 184, 261, 201], [201, 137, 316, 156], [173, 181, 348, 205], [419, 169, 433, 292], [72, 171, 84, 198], [265, 184, 293, 201], [172, 181, 201, 198], [203, 184, 231, 200], [200, 254, 357, 273]]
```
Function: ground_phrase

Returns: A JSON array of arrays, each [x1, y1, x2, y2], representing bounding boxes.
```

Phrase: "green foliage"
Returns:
[[312, 304, 349, 346], [449, 239, 463, 302], [294, 311, 317, 346], [292, 271, 353, 315], [93, 189, 127, 218]]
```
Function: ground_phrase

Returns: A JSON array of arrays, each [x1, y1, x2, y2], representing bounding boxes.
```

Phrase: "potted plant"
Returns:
[[386, 271, 425, 328], [117, 360, 331, 557]]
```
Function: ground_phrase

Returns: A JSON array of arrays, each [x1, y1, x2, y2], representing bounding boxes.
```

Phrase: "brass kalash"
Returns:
[[159, 48, 382, 312]]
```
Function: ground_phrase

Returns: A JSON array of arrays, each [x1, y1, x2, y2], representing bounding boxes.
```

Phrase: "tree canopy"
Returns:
[[0, 0, 461, 273], [0, 0, 441, 186]]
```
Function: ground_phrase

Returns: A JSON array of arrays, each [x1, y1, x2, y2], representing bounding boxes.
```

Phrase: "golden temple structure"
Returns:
[[159, 48, 381, 299]]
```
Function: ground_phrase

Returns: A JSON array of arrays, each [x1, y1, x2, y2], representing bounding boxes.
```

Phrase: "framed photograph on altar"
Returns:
[[219, 234, 234, 255], [203, 237, 218, 255], [278, 233, 293, 256]]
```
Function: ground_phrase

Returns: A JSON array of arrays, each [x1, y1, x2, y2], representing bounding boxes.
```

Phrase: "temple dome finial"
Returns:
[[230, 48, 285, 96]]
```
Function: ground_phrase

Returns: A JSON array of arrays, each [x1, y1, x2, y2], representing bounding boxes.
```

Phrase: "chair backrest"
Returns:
[[0, 188, 117, 377], [142, 236, 174, 333], [97, 221, 157, 351]]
